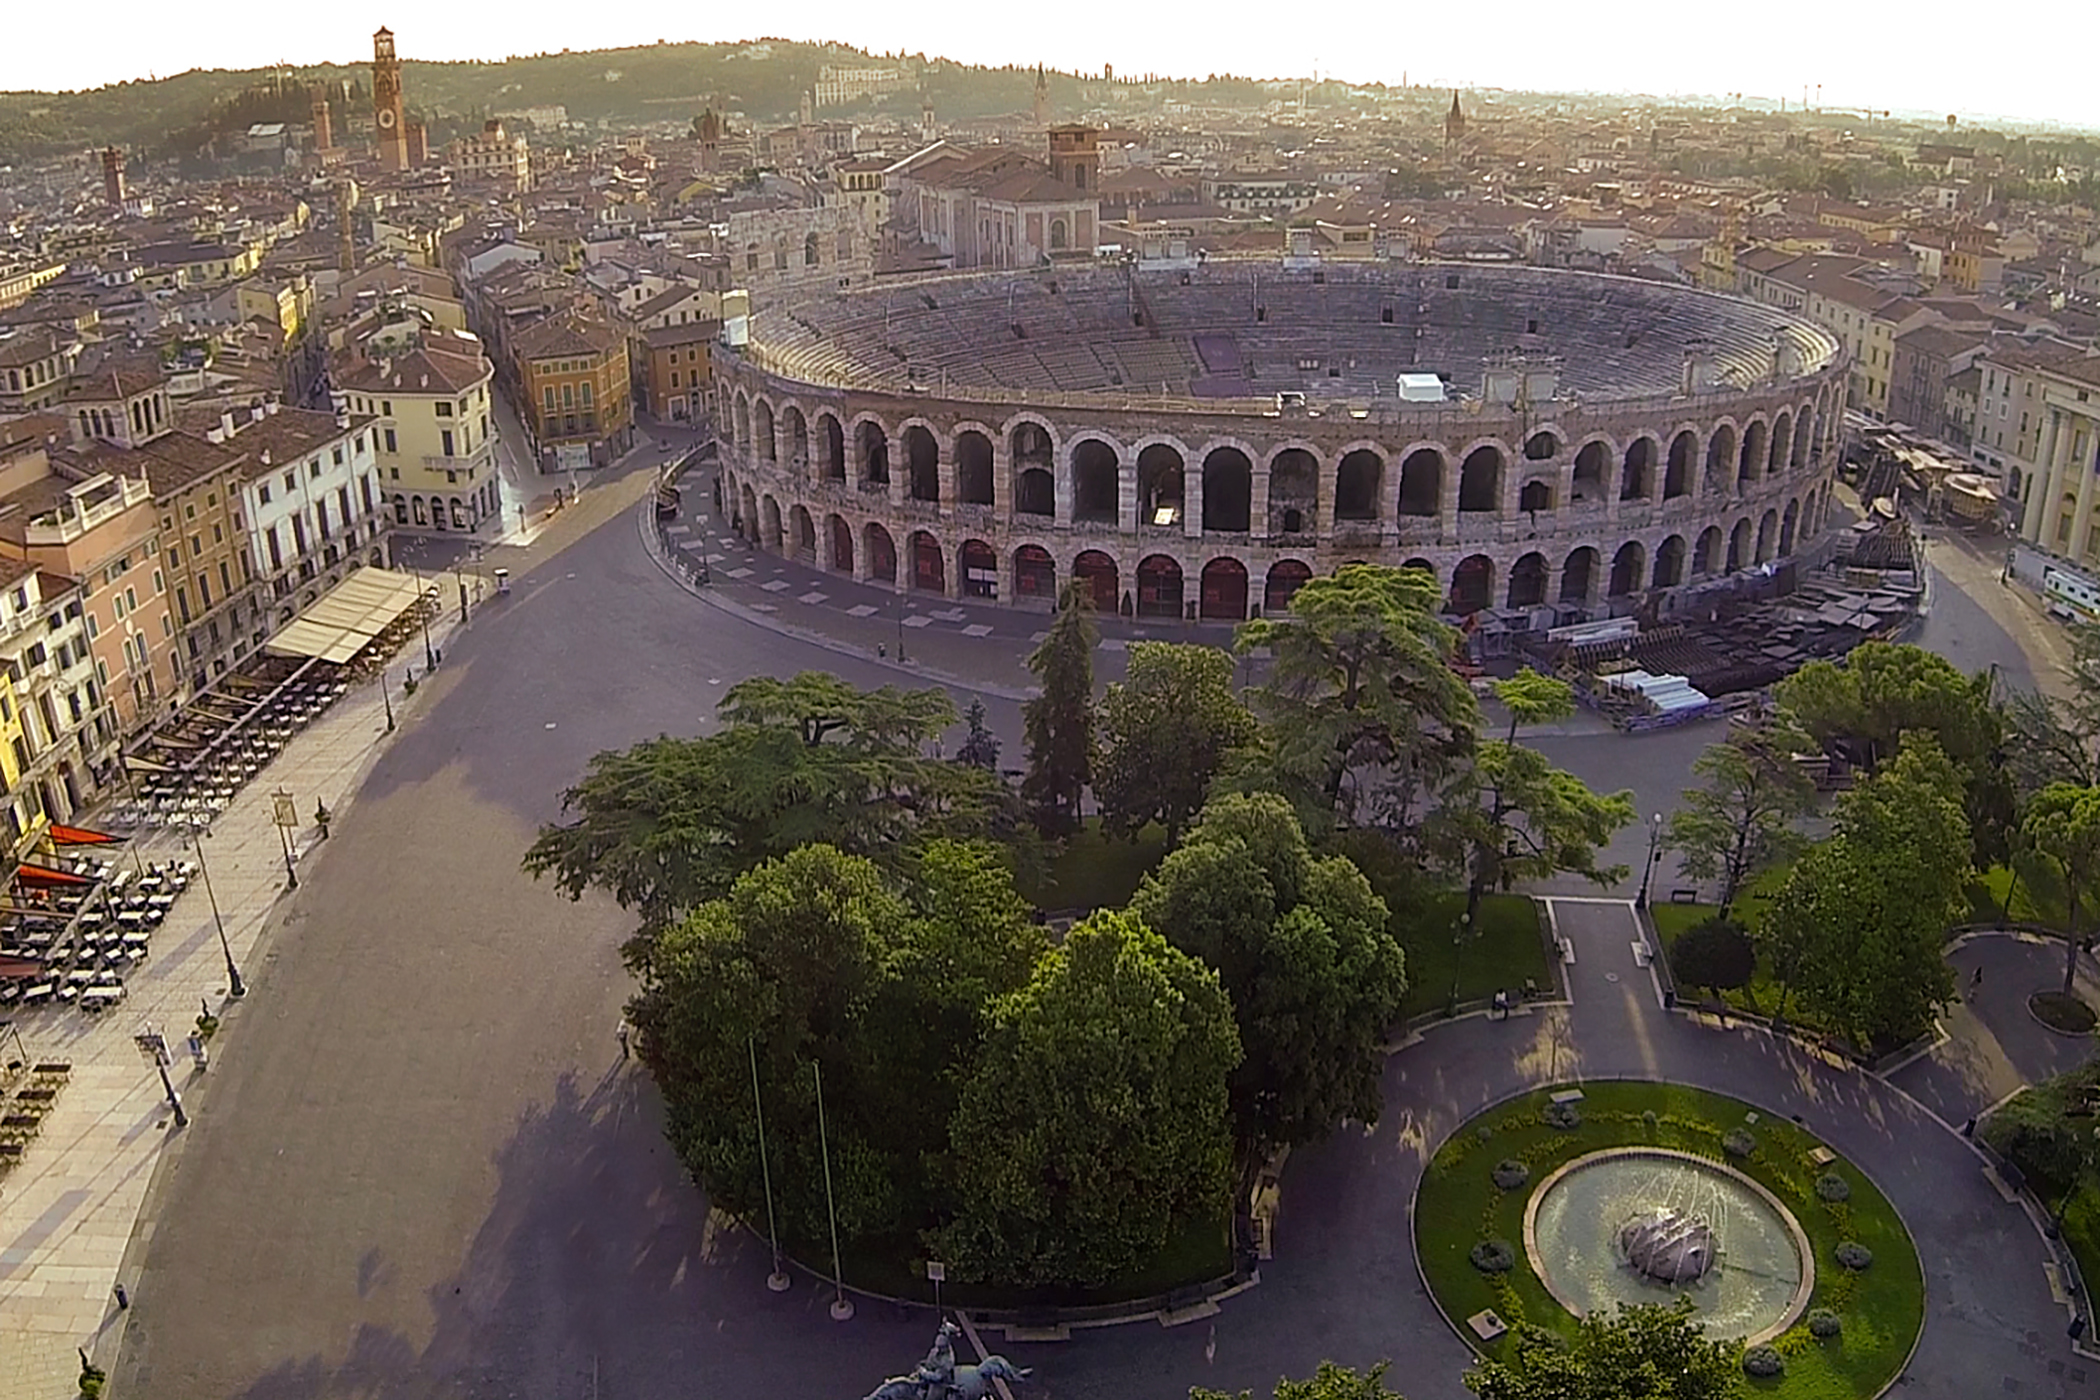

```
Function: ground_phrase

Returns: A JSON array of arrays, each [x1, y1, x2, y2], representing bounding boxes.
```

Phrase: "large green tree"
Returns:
[[523, 672, 1000, 961], [937, 910, 1241, 1287], [1021, 581, 1097, 837], [1130, 793, 1407, 1165], [1982, 1061, 2100, 1197], [1464, 1301, 1743, 1400], [1664, 719, 1817, 911], [1758, 736, 1970, 1046], [1095, 641, 1259, 843], [1231, 564, 1479, 835], [2022, 782, 2100, 993], [1194, 1362, 1406, 1400]]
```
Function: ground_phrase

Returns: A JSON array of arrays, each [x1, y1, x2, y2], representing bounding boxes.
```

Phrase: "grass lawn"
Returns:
[[1416, 1081, 1923, 1399], [831, 1209, 1231, 1309], [1394, 893, 1550, 1020], [1963, 857, 2071, 931], [1649, 900, 1800, 1025], [1026, 819, 1172, 912]]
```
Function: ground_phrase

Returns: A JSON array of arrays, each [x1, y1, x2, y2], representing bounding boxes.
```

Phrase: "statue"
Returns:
[[1619, 1208, 1717, 1286], [860, 1320, 1033, 1400]]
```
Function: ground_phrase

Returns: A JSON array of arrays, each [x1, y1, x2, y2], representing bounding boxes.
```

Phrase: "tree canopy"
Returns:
[[1021, 583, 1097, 837], [1130, 793, 1406, 1163], [1464, 1301, 1743, 1400], [1194, 1361, 1407, 1400], [1664, 720, 1817, 911], [2021, 782, 2100, 992], [1095, 642, 1258, 843]]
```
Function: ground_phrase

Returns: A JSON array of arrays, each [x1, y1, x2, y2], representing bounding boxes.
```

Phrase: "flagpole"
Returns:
[[813, 1061, 853, 1321], [749, 1035, 790, 1292]]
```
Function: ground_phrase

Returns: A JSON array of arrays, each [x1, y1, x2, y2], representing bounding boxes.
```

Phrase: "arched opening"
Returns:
[[1560, 546, 1599, 604], [756, 401, 777, 463], [1572, 440, 1609, 503], [1050, 218, 1069, 251], [1071, 438, 1120, 524], [1524, 431, 1558, 462], [1335, 449, 1382, 521], [1016, 468, 1054, 516], [910, 530, 945, 591], [904, 425, 940, 501], [828, 514, 853, 572], [1136, 554, 1184, 618], [1518, 479, 1553, 513], [411, 495, 427, 527], [856, 420, 890, 486], [1621, 437, 1655, 501], [1265, 559, 1314, 613], [739, 485, 758, 540], [1015, 544, 1057, 601], [1397, 448, 1442, 516], [790, 505, 816, 564], [783, 408, 809, 472], [960, 539, 998, 598], [1268, 448, 1318, 536], [1727, 517, 1752, 572], [1664, 431, 1695, 499], [1451, 554, 1494, 614], [864, 522, 897, 584], [1792, 408, 1813, 468], [1739, 420, 1766, 488], [1137, 444, 1186, 527], [804, 232, 820, 266], [761, 495, 783, 551], [1608, 540, 1645, 597], [1402, 557, 1435, 576], [1755, 508, 1778, 564], [1200, 557, 1249, 619], [819, 414, 846, 481], [1693, 525, 1723, 576], [1072, 549, 1117, 612], [392, 494, 408, 525], [956, 431, 994, 505], [1705, 424, 1736, 494], [1458, 445, 1503, 512], [1769, 414, 1791, 475], [732, 394, 749, 447], [1780, 499, 1800, 556], [1201, 447, 1252, 533], [1507, 552, 1549, 608], [1012, 421, 1053, 468], [1653, 534, 1687, 588]]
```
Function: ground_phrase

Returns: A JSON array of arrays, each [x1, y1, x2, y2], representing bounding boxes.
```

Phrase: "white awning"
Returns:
[[264, 568, 431, 665]]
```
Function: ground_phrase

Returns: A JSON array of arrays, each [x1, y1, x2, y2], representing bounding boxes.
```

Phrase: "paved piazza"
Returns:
[[0, 454, 2072, 1399]]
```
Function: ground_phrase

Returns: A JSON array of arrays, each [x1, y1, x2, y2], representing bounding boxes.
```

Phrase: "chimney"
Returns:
[[206, 426, 225, 444], [220, 410, 236, 438], [250, 404, 267, 424], [261, 449, 272, 466], [335, 410, 350, 429], [266, 401, 280, 416]]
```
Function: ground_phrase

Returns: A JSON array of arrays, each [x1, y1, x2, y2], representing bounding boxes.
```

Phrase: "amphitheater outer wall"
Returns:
[[709, 349, 1847, 620]]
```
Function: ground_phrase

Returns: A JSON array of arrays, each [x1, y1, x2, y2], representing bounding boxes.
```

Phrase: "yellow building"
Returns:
[[335, 321, 501, 533], [515, 308, 633, 471]]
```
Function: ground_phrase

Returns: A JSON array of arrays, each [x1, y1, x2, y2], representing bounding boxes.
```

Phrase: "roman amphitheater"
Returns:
[[713, 260, 1847, 620]]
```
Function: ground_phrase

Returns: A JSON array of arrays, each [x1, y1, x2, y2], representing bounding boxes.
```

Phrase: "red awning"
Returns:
[[0, 954, 42, 981], [15, 864, 89, 887], [50, 824, 120, 847]]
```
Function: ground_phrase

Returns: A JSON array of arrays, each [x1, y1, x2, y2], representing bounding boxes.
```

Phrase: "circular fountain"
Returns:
[[1522, 1148, 1813, 1344]]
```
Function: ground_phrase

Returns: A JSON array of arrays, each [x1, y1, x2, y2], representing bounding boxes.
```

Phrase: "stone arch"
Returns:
[[1015, 544, 1057, 601], [738, 483, 757, 539], [1572, 439, 1610, 503], [818, 412, 846, 481], [1755, 508, 1779, 564], [1793, 403, 1816, 468], [1704, 421, 1737, 495], [909, 530, 945, 591], [1007, 414, 1056, 469], [959, 539, 998, 598], [1523, 430, 1559, 462], [1202, 446, 1253, 533], [1608, 539, 1645, 597], [1693, 525, 1723, 576], [955, 429, 994, 505], [1451, 554, 1494, 614], [804, 231, 820, 267], [1769, 412, 1791, 475], [410, 494, 427, 527], [827, 513, 853, 571], [1265, 559, 1314, 613], [1200, 557, 1250, 619], [790, 504, 816, 564], [1401, 556, 1436, 575], [1458, 443, 1503, 512], [1620, 436, 1657, 501], [755, 399, 777, 463], [1397, 447, 1443, 516], [1518, 479, 1554, 513], [1560, 545, 1599, 604], [1137, 554, 1185, 618], [760, 494, 783, 551], [731, 392, 749, 447], [1137, 442, 1187, 525], [1664, 430, 1696, 499], [1268, 445, 1319, 535], [1507, 551, 1549, 608], [1739, 418, 1767, 488], [854, 416, 890, 486], [1727, 516, 1752, 571], [1335, 447, 1383, 521], [1653, 533, 1687, 588], [1073, 549, 1118, 612], [782, 406, 810, 473], [903, 424, 940, 502], [1780, 498, 1800, 556], [1070, 436, 1122, 524], [864, 522, 897, 584], [1016, 467, 1055, 516]]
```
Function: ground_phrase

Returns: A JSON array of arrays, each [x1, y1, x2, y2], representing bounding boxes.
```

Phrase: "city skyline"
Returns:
[[5, 3, 2099, 133]]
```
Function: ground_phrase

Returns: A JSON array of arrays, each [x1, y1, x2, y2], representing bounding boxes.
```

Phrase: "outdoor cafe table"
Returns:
[[79, 986, 124, 1008], [120, 932, 148, 947]]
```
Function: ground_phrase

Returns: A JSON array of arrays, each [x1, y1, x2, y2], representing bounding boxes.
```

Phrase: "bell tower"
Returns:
[[372, 27, 408, 170]]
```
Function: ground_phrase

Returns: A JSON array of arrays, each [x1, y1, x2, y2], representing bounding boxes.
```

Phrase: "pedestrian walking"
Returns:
[[187, 1033, 209, 1073], [112, 1284, 128, 1310], [616, 1019, 631, 1061]]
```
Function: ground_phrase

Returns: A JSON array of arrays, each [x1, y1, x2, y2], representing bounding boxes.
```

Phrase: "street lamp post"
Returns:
[[415, 570, 436, 670], [381, 672, 395, 732], [1636, 813, 1665, 909], [270, 788, 299, 890], [182, 823, 245, 998]]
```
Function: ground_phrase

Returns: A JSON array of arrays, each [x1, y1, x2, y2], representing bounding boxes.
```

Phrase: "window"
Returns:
[[333, 446, 344, 466], [441, 429, 455, 457], [153, 569, 163, 594], [86, 613, 99, 639], [309, 461, 322, 480], [258, 483, 271, 504], [542, 386, 555, 411], [435, 401, 453, 417], [283, 472, 295, 494], [381, 400, 392, 416], [580, 382, 593, 408]]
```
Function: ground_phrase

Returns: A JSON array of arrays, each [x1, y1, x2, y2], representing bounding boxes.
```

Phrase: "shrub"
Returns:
[[1815, 1171, 1851, 1203], [1743, 1344, 1786, 1378], [1641, 1109, 1659, 1133], [1722, 1127, 1757, 1159], [1808, 1308, 1843, 1339], [1471, 1239, 1517, 1273], [1542, 1100, 1582, 1130], [1671, 915, 1756, 997], [1476, 1124, 1496, 1143], [1492, 1159, 1531, 1191], [1982, 1082, 2098, 1196], [1835, 1241, 1873, 1271]]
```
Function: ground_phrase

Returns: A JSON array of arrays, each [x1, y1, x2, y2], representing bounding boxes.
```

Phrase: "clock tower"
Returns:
[[372, 27, 408, 169]]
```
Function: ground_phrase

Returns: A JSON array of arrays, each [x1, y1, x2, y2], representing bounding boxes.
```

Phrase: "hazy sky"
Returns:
[[7, 3, 2097, 131]]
